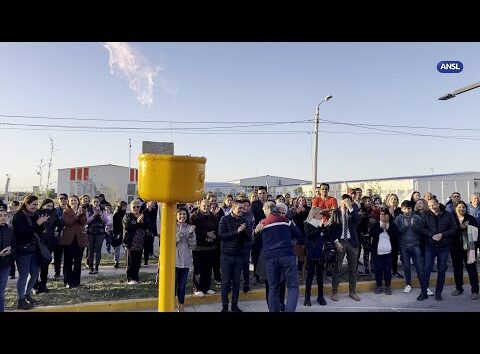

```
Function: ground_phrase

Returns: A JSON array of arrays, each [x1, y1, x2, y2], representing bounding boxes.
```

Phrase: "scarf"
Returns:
[[465, 225, 478, 264]]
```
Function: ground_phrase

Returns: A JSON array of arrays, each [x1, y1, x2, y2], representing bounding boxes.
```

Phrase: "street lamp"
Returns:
[[312, 95, 333, 194], [438, 81, 480, 100]]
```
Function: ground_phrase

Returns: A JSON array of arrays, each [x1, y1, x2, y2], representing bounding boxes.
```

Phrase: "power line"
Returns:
[[320, 118, 480, 132], [0, 113, 309, 125], [320, 119, 480, 141]]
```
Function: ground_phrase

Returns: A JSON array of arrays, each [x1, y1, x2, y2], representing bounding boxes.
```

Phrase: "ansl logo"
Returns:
[[437, 61, 463, 73]]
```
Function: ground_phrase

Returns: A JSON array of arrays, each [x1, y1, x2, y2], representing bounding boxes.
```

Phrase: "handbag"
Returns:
[[294, 244, 306, 263], [33, 233, 52, 266], [110, 233, 123, 247], [322, 242, 336, 264]]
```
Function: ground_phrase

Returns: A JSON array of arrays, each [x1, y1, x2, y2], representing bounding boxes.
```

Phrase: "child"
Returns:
[[0, 206, 15, 312]]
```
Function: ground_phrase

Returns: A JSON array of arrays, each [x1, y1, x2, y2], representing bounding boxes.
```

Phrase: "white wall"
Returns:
[[57, 165, 134, 203]]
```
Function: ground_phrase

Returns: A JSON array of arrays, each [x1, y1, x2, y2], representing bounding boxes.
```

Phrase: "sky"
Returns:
[[0, 42, 479, 191]]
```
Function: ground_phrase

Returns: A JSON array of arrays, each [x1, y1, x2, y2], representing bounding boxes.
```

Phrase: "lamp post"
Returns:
[[312, 95, 333, 194], [438, 81, 480, 100]]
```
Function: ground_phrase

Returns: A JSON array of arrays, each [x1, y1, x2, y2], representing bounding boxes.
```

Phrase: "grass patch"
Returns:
[[5, 265, 372, 310]]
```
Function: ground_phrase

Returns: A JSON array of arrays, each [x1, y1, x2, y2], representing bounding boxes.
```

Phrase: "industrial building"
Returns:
[[325, 171, 480, 204], [57, 164, 138, 203]]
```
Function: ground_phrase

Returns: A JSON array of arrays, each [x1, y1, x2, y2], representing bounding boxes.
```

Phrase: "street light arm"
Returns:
[[438, 81, 480, 100]]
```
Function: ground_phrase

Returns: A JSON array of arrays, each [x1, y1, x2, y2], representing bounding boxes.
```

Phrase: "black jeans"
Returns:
[[53, 242, 63, 276], [220, 254, 242, 307], [305, 259, 324, 297], [192, 249, 215, 293], [126, 248, 142, 282], [212, 244, 222, 283], [143, 234, 154, 265], [241, 247, 251, 287], [374, 253, 393, 287], [63, 237, 85, 287], [451, 247, 479, 294]]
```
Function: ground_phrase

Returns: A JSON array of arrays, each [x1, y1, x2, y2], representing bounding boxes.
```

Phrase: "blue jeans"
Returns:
[[175, 267, 189, 304], [220, 255, 243, 307], [400, 246, 423, 286], [265, 255, 299, 312], [422, 246, 449, 295], [16, 253, 40, 300], [0, 266, 10, 311]]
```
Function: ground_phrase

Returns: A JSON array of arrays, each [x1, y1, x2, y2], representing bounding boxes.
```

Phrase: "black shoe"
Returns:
[[364, 269, 371, 275], [435, 294, 443, 301], [304, 297, 311, 306], [88, 270, 95, 275], [221, 307, 229, 312], [417, 293, 428, 301], [25, 295, 36, 306], [231, 305, 243, 313], [392, 272, 404, 278], [10, 275, 15, 279], [356, 269, 364, 275], [243, 285, 250, 294], [317, 296, 327, 306], [280, 303, 286, 312], [17, 299, 33, 310], [113, 262, 119, 268]]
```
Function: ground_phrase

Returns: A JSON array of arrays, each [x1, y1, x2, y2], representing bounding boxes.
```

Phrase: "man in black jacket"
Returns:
[[218, 199, 251, 312], [251, 186, 267, 282], [418, 197, 458, 301], [327, 194, 361, 301]]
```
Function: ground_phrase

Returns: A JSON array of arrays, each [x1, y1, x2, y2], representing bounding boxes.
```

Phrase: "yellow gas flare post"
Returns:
[[138, 154, 206, 312]]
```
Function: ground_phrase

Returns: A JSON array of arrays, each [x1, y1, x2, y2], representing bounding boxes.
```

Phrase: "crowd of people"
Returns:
[[0, 184, 478, 312], [0, 193, 158, 311]]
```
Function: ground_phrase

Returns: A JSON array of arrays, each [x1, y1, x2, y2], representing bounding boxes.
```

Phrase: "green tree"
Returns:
[[293, 186, 303, 197]]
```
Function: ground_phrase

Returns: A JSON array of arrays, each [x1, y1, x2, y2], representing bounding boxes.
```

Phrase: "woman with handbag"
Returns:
[[123, 199, 151, 284], [60, 195, 88, 288], [303, 207, 327, 306], [33, 198, 60, 294], [12, 195, 49, 310]]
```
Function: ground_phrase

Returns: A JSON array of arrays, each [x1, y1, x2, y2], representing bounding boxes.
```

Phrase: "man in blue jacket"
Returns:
[[255, 201, 302, 312]]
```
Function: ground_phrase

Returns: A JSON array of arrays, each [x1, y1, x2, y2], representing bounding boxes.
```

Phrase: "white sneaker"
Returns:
[[206, 289, 216, 295], [194, 291, 205, 297], [127, 280, 138, 285], [427, 288, 434, 296], [403, 285, 412, 293]]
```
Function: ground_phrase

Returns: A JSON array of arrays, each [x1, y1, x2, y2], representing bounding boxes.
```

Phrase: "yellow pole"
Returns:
[[158, 202, 176, 312]]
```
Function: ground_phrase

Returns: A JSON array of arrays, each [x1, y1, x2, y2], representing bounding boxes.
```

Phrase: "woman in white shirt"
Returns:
[[369, 208, 399, 295]]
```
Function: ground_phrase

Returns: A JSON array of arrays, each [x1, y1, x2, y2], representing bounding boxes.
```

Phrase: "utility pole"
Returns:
[[312, 95, 333, 194], [4, 174, 10, 201], [128, 138, 132, 178], [45, 137, 55, 197]]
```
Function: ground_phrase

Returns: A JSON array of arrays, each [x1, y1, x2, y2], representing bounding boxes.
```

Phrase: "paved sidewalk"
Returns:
[[184, 284, 480, 312]]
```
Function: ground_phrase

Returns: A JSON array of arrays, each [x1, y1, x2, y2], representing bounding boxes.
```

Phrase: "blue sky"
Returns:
[[0, 42, 479, 191]]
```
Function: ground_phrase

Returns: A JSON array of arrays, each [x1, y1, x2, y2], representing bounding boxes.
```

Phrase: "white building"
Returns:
[[57, 164, 138, 204], [324, 171, 480, 204], [205, 175, 311, 199]]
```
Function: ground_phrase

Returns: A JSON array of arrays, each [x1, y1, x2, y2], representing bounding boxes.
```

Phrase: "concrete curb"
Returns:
[[31, 273, 468, 312]]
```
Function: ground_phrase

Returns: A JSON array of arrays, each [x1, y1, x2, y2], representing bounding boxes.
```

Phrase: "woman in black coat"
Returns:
[[451, 201, 479, 299], [122, 199, 151, 284], [12, 195, 49, 309], [369, 207, 399, 295], [33, 198, 60, 294], [303, 207, 327, 306]]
